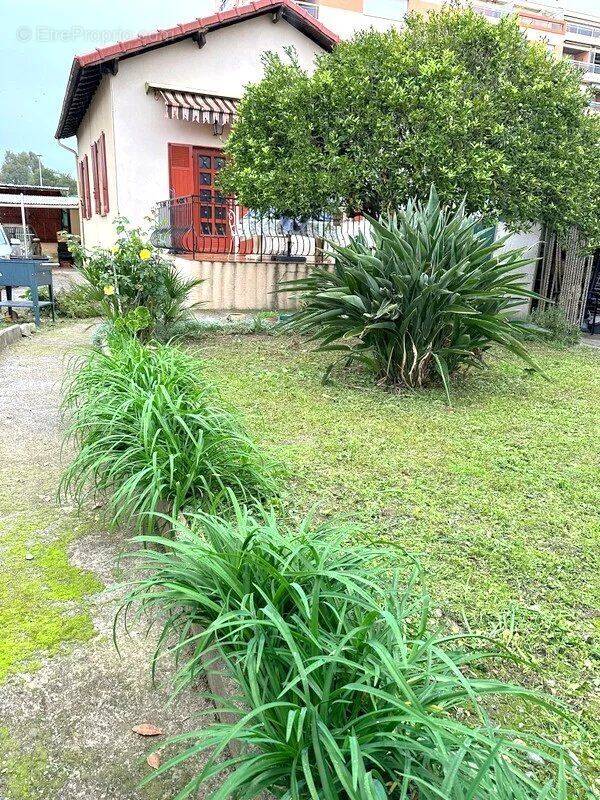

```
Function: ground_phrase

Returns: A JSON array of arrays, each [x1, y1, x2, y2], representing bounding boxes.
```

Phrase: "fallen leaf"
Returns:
[[132, 723, 164, 737], [147, 752, 161, 769]]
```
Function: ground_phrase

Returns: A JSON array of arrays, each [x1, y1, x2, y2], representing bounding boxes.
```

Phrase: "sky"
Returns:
[[1, 0, 599, 178]]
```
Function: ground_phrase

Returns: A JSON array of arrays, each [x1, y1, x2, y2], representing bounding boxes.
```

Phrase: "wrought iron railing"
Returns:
[[151, 193, 371, 261]]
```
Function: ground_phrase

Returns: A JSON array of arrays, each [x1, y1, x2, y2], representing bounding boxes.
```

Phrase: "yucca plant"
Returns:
[[120, 506, 588, 800], [282, 188, 541, 402], [60, 334, 276, 533]]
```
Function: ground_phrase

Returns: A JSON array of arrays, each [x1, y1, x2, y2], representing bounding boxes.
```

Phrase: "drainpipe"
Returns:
[[57, 138, 85, 249]]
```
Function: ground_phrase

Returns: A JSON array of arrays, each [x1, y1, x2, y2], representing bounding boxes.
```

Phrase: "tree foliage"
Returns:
[[0, 150, 77, 193], [220, 8, 600, 241]]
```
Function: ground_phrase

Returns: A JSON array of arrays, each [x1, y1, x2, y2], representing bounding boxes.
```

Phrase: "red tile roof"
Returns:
[[56, 0, 338, 139]]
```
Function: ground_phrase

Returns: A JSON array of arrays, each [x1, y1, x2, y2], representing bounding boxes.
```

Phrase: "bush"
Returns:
[[282, 188, 540, 402], [55, 284, 103, 319], [65, 220, 202, 339], [60, 333, 277, 534], [527, 307, 582, 347], [120, 505, 586, 800]]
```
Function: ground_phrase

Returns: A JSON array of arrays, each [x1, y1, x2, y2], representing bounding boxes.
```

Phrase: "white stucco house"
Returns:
[[55, 0, 539, 310], [55, 0, 344, 308]]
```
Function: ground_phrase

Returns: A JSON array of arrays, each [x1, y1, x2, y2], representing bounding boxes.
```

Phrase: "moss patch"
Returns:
[[192, 334, 600, 779], [0, 512, 101, 681], [0, 727, 65, 799]]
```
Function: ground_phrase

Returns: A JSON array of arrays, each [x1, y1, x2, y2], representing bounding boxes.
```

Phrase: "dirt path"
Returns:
[[0, 322, 216, 799]]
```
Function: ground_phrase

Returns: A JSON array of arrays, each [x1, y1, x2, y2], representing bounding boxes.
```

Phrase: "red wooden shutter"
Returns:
[[83, 155, 91, 220], [168, 143, 194, 197], [91, 141, 100, 215], [98, 132, 109, 215]]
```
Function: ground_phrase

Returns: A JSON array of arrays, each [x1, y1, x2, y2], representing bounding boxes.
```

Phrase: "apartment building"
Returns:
[[259, 0, 600, 107]]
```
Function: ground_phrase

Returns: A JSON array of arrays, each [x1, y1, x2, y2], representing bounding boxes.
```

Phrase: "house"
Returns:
[[55, 0, 342, 308], [55, 0, 569, 313]]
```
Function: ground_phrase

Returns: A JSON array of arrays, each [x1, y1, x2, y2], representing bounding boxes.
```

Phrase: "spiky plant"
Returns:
[[282, 188, 540, 402], [119, 505, 588, 800], [60, 334, 277, 534]]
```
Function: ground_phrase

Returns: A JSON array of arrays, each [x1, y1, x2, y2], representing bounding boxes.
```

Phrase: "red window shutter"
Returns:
[[168, 143, 194, 198], [83, 155, 91, 220], [91, 141, 100, 215], [98, 132, 110, 215]]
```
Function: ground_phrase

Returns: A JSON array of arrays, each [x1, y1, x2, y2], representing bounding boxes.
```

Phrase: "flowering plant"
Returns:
[[65, 219, 202, 339]]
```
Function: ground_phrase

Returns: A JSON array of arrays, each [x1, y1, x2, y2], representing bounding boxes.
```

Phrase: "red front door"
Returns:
[[194, 147, 230, 255]]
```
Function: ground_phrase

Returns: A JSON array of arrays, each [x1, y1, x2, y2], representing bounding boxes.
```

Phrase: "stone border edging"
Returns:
[[0, 323, 37, 351]]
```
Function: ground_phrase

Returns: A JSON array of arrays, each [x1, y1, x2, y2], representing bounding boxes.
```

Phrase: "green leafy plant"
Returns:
[[281, 188, 541, 402], [65, 219, 202, 339], [120, 504, 588, 800], [54, 284, 103, 319], [527, 306, 582, 347], [60, 333, 277, 534], [221, 8, 600, 243]]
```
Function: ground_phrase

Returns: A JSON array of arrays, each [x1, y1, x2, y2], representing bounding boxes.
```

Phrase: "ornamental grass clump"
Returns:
[[60, 334, 276, 534], [120, 504, 587, 800], [282, 187, 540, 402]]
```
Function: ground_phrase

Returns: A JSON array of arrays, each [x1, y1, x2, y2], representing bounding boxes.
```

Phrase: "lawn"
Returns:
[[192, 333, 600, 780]]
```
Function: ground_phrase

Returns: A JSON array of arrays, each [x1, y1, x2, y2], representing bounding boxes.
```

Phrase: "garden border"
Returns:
[[0, 323, 37, 352]]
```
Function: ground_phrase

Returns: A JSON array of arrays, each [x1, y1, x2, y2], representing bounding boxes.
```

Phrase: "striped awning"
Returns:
[[151, 85, 239, 126]]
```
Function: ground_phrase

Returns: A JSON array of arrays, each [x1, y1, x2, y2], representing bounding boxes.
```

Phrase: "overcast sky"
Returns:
[[1, 0, 599, 178]]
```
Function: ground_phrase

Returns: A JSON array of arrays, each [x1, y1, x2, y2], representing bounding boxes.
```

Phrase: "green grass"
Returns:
[[189, 333, 600, 782]]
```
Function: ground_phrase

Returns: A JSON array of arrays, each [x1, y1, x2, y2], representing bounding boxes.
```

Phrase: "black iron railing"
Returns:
[[151, 194, 371, 261]]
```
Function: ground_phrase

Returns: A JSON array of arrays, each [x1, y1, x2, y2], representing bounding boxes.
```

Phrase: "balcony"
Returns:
[[151, 193, 369, 262], [295, 0, 319, 17], [566, 22, 600, 39]]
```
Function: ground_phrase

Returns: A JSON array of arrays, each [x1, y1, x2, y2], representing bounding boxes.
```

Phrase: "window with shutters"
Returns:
[[91, 141, 100, 215], [98, 132, 110, 216]]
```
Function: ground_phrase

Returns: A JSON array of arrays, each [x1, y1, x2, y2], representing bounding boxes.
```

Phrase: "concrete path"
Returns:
[[0, 322, 217, 799]]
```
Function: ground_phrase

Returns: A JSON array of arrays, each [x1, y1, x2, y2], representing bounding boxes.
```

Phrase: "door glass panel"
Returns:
[[216, 224, 226, 235], [200, 189, 212, 201], [201, 222, 213, 234], [200, 206, 211, 219], [199, 156, 212, 168], [215, 157, 225, 170], [200, 172, 212, 185], [215, 206, 226, 219]]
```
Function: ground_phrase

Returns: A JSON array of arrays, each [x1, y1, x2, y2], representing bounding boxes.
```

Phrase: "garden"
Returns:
[[1, 6, 600, 799]]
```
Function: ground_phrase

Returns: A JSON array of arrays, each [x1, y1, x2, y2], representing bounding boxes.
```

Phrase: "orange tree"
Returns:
[[220, 8, 600, 242]]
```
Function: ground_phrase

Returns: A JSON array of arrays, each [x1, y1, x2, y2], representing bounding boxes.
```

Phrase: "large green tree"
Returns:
[[0, 150, 77, 194], [220, 8, 600, 241]]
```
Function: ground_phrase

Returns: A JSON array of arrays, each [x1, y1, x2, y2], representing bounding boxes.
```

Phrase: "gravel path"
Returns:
[[0, 322, 217, 799]]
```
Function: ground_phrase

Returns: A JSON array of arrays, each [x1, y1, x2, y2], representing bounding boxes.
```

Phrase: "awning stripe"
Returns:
[[154, 88, 238, 126]]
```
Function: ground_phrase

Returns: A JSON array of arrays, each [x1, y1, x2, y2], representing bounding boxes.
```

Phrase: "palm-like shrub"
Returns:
[[61, 335, 276, 533], [282, 188, 539, 401], [120, 506, 586, 799]]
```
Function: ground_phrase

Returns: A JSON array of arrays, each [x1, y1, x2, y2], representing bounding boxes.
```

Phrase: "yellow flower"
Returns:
[[139, 248, 152, 261], [111, 246, 119, 255], [103, 285, 116, 296]]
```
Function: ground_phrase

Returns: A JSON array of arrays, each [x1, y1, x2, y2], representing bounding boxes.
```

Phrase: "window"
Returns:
[[566, 22, 600, 39], [296, 0, 318, 17], [98, 132, 109, 216], [91, 141, 101, 215], [363, 0, 406, 21], [82, 134, 109, 218], [519, 14, 563, 33]]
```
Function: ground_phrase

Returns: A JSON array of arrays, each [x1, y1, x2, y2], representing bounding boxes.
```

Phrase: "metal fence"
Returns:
[[151, 193, 371, 261]]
